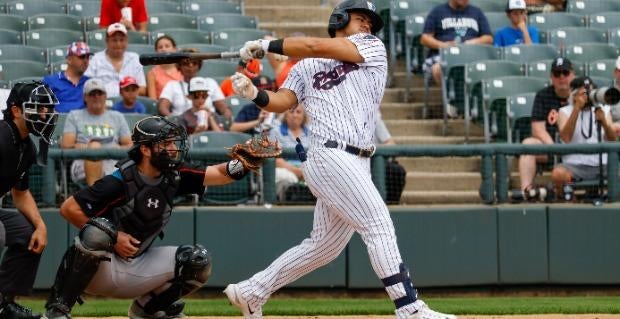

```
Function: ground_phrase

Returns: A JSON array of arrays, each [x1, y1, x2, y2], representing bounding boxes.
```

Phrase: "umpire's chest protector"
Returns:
[[114, 160, 179, 249]]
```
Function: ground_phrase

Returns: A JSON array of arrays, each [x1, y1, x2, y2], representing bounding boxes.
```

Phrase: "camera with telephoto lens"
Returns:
[[587, 86, 620, 106]]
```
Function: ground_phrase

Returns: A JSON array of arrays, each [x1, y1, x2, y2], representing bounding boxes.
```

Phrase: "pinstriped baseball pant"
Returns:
[[238, 147, 406, 308]]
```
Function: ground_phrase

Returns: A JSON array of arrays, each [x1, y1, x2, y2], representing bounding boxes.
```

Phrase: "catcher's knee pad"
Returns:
[[143, 244, 212, 314], [381, 263, 418, 309]]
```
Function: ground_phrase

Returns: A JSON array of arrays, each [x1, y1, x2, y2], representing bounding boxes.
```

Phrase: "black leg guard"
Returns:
[[142, 244, 212, 315], [381, 263, 418, 309], [45, 218, 116, 318]]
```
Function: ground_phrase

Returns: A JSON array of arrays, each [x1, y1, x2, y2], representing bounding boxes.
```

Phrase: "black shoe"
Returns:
[[44, 303, 72, 319], [0, 302, 41, 319]]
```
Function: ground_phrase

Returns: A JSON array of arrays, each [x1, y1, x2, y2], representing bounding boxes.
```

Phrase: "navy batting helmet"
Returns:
[[327, 0, 384, 38]]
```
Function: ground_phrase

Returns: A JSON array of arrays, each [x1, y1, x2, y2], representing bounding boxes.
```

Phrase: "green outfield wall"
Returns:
[[31, 205, 620, 289]]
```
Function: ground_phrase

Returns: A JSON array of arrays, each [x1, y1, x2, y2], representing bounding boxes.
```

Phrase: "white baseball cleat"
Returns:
[[408, 300, 457, 319], [223, 284, 263, 319]]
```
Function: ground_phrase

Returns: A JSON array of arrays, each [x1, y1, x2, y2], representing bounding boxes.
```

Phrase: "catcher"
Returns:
[[45, 115, 281, 319]]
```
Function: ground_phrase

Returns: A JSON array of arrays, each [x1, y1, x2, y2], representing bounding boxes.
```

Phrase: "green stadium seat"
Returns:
[[506, 92, 537, 143], [123, 113, 149, 131], [469, 0, 506, 12], [608, 28, 620, 47], [127, 43, 154, 55], [547, 27, 607, 48], [28, 14, 83, 31], [0, 28, 24, 45], [26, 29, 84, 48], [199, 60, 238, 78], [0, 60, 48, 82], [197, 13, 257, 32], [189, 131, 255, 205], [6, 0, 65, 17], [0, 14, 28, 32], [486, 12, 508, 34], [0, 45, 46, 63], [66, 1, 101, 17], [588, 12, 620, 30], [404, 13, 426, 75], [136, 96, 158, 115], [83, 15, 102, 32], [527, 59, 585, 79], [146, 0, 183, 14], [482, 76, 549, 142], [587, 59, 616, 79], [183, 0, 241, 16], [564, 43, 620, 64], [566, 0, 620, 15], [50, 61, 67, 74], [148, 13, 197, 31], [588, 75, 613, 88], [150, 29, 211, 46], [222, 96, 252, 118], [0, 80, 9, 89], [502, 44, 560, 64], [212, 28, 271, 49], [528, 13, 587, 43]]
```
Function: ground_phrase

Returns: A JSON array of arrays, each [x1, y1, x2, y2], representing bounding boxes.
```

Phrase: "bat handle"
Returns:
[[221, 51, 241, 59]]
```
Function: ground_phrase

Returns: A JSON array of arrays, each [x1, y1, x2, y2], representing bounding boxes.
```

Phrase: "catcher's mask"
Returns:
[[129, 116, 188, 171], [327, 0, 384, 38], [5, 81, 59, 145]]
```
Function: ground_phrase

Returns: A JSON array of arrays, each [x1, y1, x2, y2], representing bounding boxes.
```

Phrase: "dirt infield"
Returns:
[[78, 316, 620, 319]]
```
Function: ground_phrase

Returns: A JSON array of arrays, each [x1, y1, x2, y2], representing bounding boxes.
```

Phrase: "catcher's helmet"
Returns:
[[328, 0, 384, 38], [129, 116, 188, 170], [4, 81, 59, 145]]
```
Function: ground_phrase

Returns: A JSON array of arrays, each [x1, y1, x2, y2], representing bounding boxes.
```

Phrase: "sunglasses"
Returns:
[[552, 69, 571, 78]]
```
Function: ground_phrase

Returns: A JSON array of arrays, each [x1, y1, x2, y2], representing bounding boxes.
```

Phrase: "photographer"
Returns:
[[551, 77, 617, 196]]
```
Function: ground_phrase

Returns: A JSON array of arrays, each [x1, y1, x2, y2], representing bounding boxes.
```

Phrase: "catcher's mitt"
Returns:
[[228, 132, 283, 172]]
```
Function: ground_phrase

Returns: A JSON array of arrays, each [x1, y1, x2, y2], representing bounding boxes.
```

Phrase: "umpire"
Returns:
[[0, 81, 59, 319]]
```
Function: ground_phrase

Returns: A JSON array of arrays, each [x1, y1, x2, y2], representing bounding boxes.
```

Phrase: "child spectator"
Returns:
[[113, 76, 146, 114], [147, 35, 182, 100], [494, 0, 539, 47], [176, 77, 223, 135]]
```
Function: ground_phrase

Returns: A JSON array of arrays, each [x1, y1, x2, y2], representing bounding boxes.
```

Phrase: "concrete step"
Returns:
[[394, 135, 485, 144], [259, 22, 328, 38], [386, 119, 484, 137], [401, 190, 482, 204], [245, 0, 322, 6], [382, 87, 442, 104], [381, 102, 443, 120], [392, 72, 425, 87], [245, 6, 332, 23], [397, 157, 481, 172], [405, 172, 480, 191]]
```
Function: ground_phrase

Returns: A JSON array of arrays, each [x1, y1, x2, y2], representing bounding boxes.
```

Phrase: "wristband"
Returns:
[[267, 39, 284, 55], [226, 159, 248, 180], [252, 89, 270, 108]]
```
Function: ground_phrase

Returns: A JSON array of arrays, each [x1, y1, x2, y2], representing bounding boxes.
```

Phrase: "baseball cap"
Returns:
[[83, 78, 106, 95], [119, 76, 139, 89], [506, 0, 527, 11], [66, 41, 93, 57], [239, 59, 261, 78], [616, 56, 620, 70], [188, 77, 210, 93], [252, 75, 274, 91], [106, 22, 127, 36], [570, 76, 595, 91], [551, 57, 573, 72]]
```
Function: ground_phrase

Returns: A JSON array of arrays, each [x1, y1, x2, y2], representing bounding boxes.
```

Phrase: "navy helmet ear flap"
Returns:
[[328, 9, 349, 38]]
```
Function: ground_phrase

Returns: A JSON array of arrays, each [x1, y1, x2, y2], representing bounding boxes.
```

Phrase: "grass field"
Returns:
[[18, 296, 620, 316]]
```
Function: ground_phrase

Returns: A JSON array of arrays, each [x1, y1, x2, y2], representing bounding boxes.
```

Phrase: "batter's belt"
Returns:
[[323, 140, 375, 158]]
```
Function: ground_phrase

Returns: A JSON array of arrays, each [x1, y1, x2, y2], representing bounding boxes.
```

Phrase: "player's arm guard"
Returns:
[[227, 132, 283, 173]]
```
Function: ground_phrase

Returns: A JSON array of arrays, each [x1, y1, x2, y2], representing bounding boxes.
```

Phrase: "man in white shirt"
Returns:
[[85, 23, 146, 98]]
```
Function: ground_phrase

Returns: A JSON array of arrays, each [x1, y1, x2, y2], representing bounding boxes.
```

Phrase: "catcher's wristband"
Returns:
[[226, 159, 248, 180], [252, 90, 270, 108], [261, 39, 284, 55]]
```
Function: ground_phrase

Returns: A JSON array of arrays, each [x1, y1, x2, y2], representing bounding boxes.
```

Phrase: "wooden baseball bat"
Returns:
[[139, 50, 264, 66]]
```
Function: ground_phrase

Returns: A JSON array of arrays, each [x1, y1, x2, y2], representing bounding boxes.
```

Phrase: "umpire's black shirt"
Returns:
[[0, 120, 36, 195]]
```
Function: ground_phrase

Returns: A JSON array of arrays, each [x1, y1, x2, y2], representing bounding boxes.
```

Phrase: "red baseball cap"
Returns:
[[119, 76, 139, 89]]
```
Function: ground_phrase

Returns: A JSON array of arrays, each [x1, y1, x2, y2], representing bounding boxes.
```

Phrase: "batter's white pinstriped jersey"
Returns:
[[282, 33, 387, 148]]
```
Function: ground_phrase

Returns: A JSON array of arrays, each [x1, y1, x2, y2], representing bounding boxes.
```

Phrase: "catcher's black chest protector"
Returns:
[[115, 159, 179, 254]]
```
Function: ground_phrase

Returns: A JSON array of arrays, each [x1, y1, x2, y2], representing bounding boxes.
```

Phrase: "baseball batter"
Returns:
[[224, 1, 456, 319]]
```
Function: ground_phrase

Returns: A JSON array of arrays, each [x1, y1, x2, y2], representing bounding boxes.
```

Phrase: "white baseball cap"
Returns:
[[616, 56, 620, 70], [188, 77, 210, 93], [83, 78, 106, 95], [506, 0, 527, 11], [106, 22, 127, 36]]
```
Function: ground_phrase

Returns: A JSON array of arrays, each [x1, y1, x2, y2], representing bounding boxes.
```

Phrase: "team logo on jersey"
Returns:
[[146, 198, 159, 209], [312, 62, 360, 90]]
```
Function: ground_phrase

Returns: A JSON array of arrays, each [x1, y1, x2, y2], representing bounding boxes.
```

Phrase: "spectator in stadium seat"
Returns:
[[551, 77, 616, 194], [494, 0, 539, 47], [176, 77, 223, 135], [112, 76, 146, 114], [99, 0, 148, 32], [525, 0, 566, 13], [85, 23, 147, 98], [158, 48, 231, 123], [518, 57, 574, 194], [220, 59, 261, 97], [608, 56, 620, 135], [147, 35, 182, 100], [420, 0, 493, 117], [62, 78, 132, 186], [265, 32, 305, 89], [43, 42, 93, 113], [230, 75, 277, 136]]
